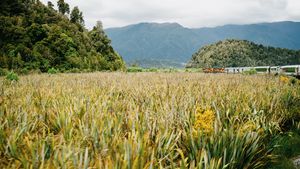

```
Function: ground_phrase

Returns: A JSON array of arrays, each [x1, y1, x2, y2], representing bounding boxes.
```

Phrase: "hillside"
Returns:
[[106, 22, 196, 67], [187, 39, 300, 68], [0, 0, 124, 72], [105, 21, 300, 67]]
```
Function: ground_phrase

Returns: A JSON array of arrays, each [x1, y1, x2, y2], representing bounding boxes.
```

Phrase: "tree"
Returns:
[[88, 21, 125, 70], [0, 0, 32, 16], [95, 21, 103, 30], [57, 0, 69, 15], [47, 1, 54, 9], [70, 6, 84, 25], [89, 21, 108, 53]]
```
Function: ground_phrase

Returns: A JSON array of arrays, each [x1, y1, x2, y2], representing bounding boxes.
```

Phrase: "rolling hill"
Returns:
[[105, 21, 300, 67]]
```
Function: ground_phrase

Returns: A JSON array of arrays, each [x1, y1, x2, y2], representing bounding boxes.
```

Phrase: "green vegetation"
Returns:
[[126, 67, 202, 73], [126, 66, 144, 72], [0, 68, 8, 76], [255, 68, 268, 72], [0, 0, 125, 72], [242, 69, 257, 75], [5, 71, 19, 81], [284, 67, 297, 73], [267, 132, 300, 169], [0, 73, 300, 168], [187, 39, 300, 68], [0, 1, 300, 168], [47, 67, 59, 74]]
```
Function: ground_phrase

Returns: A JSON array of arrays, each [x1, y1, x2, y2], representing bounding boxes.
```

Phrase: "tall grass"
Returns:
[[0, 73, 299, 168]]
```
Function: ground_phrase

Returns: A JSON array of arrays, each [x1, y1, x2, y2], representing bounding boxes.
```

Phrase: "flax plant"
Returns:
[[0, 72, 299, 168]]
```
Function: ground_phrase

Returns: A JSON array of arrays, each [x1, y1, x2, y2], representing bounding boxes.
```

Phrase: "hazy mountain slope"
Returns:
[[194, 21, 300, 49], [105, 21, 300, 67], [106, 23, 200, 67], [187, 39, 300, 68]]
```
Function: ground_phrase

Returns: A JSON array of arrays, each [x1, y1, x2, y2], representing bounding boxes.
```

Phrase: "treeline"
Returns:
[[187, 39, 300, 68], [0, 0, 125, 73]]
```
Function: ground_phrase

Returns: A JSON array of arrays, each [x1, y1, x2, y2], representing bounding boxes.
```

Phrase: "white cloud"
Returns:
[[41, 0, 300, 29]]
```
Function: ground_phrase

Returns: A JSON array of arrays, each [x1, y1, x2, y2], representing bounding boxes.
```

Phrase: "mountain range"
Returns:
[[105, 21, 300, 67]]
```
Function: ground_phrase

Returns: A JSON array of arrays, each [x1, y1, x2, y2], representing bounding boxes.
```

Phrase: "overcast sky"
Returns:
[[41, 0, 300, 29]]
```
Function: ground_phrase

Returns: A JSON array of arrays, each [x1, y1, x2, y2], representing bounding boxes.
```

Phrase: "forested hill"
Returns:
[[187, 39, 300, 68], [0, 0, 125, 72]]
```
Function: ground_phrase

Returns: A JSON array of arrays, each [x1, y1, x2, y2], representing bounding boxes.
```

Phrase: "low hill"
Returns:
[[105, 21, 300, 67], [187, 39, 300, 68], [0, 0, 124, 72]]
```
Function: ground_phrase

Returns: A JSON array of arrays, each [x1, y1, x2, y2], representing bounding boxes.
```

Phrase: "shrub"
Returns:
[[82, 69, 92, 73], [183, 129, 274, 168], [266, 132, 300, 169], [66, 68, 81, 73], [0, 68, 8, 76], [289, 77, 299, 85], [243, 69, 257, 75], [280, 89, 300, 130], [19, 68, 29, 75], [29, 69, 42, 74], [185, 68, 202, 73], [6, 72, 19, 81], [47, 68, 59, 74], [279, 76, 300, 86], [147, 68, 158, 72], [168, 68, 179, 73], [280, 76, 290, 83], [127, 67, 143, 72], [272, 132, 300, 158]]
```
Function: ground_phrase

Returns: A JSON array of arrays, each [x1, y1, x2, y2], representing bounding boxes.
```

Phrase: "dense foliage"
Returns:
[[187, 39, 300, 68], [0, 0, 125, 72]]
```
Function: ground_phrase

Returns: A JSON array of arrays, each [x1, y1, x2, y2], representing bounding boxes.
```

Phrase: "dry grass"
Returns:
[[0, 72, 299, 168]]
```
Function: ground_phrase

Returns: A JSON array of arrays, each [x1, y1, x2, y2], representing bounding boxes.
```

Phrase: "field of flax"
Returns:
[[0, 72, 300, 168]]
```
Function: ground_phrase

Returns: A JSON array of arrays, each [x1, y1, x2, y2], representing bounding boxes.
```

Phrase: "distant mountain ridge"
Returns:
[[105, 21, 300, 67]]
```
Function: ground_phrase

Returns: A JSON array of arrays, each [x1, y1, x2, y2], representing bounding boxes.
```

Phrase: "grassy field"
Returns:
[[0, 72, 300, 168]]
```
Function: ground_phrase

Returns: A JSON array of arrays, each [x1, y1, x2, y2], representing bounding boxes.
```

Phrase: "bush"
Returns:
[[19, 68, 29, 75], [272, 132, 300, 158], [82, 69, 92, 73], [47, 68, 59, 74], [0, 68, 8, 76], [127, 67, 143, 72], [29, 69, 42, 74], [147, 68, 158, 72], [289, 77, 299, 85], [243, 69, 257, 75], [66, 68, 81, 73], [267, 132, 300, 169], [185, 68, 202, 72], [6, 72, 19, 81], [183, 129, 274, 168], [279, 89, 300, 131]]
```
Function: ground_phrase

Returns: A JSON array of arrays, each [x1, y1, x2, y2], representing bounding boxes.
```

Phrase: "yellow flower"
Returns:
[[280, 76, 289, 83], [194, 107, 215, 134], [239, 121, 256, 135], [239, 120, 264, 136]]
